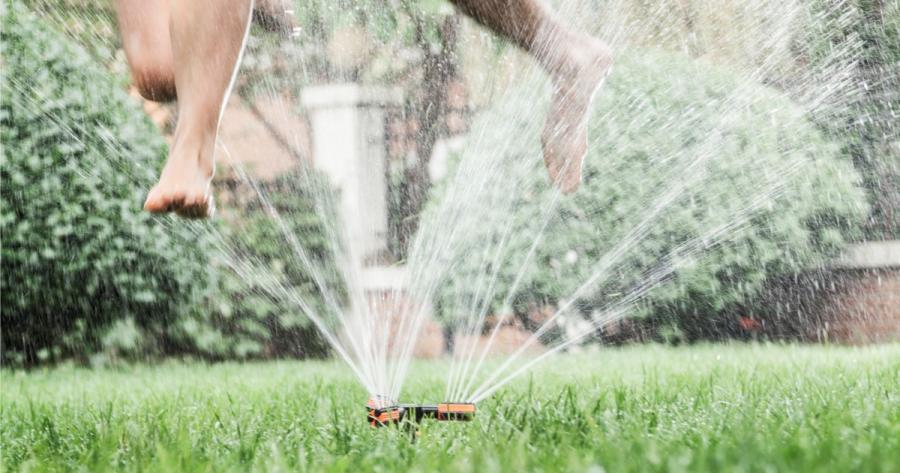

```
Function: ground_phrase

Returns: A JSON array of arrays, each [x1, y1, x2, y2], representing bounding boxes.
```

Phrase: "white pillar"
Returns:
[[301, 84, 402, 263]]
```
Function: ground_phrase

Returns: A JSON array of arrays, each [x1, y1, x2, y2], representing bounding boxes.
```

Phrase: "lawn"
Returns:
[[2, 344, 898, 472]]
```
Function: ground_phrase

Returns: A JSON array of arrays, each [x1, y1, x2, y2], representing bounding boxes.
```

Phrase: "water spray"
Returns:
[[366, 397, 476, 427]]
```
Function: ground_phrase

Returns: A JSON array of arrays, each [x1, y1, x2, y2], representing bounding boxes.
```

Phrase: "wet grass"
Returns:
[[2, 344, 898, 472]]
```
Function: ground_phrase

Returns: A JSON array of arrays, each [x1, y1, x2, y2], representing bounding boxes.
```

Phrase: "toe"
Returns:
[[175, 195, 214, 219], [144, 187, 171, 213], [176, 205, 206, 219]]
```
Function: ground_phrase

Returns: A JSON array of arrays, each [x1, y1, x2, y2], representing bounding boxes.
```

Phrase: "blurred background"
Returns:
[[2, 0, 897, 368]]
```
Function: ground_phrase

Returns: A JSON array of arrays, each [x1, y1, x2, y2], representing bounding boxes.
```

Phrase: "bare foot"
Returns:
[[144, 134, 215, 219], [541, 38, 612, 194]]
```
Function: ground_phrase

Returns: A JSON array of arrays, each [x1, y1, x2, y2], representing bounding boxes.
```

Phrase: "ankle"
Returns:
[[549, 35, 611, 78], [166, 133, 216, 178]]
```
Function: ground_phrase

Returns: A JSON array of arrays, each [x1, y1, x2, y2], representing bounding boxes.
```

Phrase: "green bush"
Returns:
[[0, 3, 214, 365], [426, 50, 868, 336], [812, 0, 899, 239]]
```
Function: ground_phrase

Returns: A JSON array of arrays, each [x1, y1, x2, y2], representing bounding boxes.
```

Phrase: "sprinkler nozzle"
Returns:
[[366, 395, 397, 410]]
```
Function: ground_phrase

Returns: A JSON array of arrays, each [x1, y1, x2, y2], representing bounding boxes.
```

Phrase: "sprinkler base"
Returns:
[[366, 398, 475, 427]]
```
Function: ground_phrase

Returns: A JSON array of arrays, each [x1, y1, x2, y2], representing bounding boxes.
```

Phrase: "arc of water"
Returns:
[[462, 147, 712, 401], [386, 105, 536, 400], [202, 218, 377, 392], [469, 219, 748, 402], [468, 159, 806, 402]]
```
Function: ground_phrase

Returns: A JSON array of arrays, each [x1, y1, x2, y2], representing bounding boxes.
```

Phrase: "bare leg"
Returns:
[[450, 0, 612, 193], [143, 0, 253, 218], [115, 0, 176, 102]]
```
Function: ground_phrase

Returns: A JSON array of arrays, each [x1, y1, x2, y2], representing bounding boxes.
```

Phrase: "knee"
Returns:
[[129, 59, 177, 102]]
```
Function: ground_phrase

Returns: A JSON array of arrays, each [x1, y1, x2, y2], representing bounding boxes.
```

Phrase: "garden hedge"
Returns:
[[1, 3, 215, 364], [821, 0, 899, 239]]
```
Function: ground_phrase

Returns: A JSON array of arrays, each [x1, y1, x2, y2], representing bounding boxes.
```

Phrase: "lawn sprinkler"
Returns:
[[366, 397, 476, 427]]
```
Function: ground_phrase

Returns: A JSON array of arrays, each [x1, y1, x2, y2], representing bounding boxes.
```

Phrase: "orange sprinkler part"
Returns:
[[437, 403, 476, 421], [366, 397, 404, 427], [365, 398, 476, 427], [368, 405, 404, 427]]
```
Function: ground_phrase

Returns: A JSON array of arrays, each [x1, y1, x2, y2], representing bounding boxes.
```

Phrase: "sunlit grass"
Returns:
[[2, 344, 898, 472]]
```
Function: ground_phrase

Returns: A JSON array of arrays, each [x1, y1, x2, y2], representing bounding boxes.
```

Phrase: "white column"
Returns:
[[301, 84, 402, 263]]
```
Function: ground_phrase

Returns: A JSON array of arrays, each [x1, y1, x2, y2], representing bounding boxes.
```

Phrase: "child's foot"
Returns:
[[541, 38, 612, 194], [143, 135, 215, 219]]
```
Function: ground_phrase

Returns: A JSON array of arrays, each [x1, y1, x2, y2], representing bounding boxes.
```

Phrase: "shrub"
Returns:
[[425, 49, 868, 338], [0, 3, 214, 365], [812, 0, 900, 239]]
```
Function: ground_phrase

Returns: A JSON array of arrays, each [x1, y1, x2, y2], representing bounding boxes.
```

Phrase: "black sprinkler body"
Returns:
[[366, 398, 476, 427]]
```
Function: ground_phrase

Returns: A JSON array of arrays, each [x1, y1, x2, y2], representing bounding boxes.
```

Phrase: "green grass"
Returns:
[[2, 344, 898, 472]]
